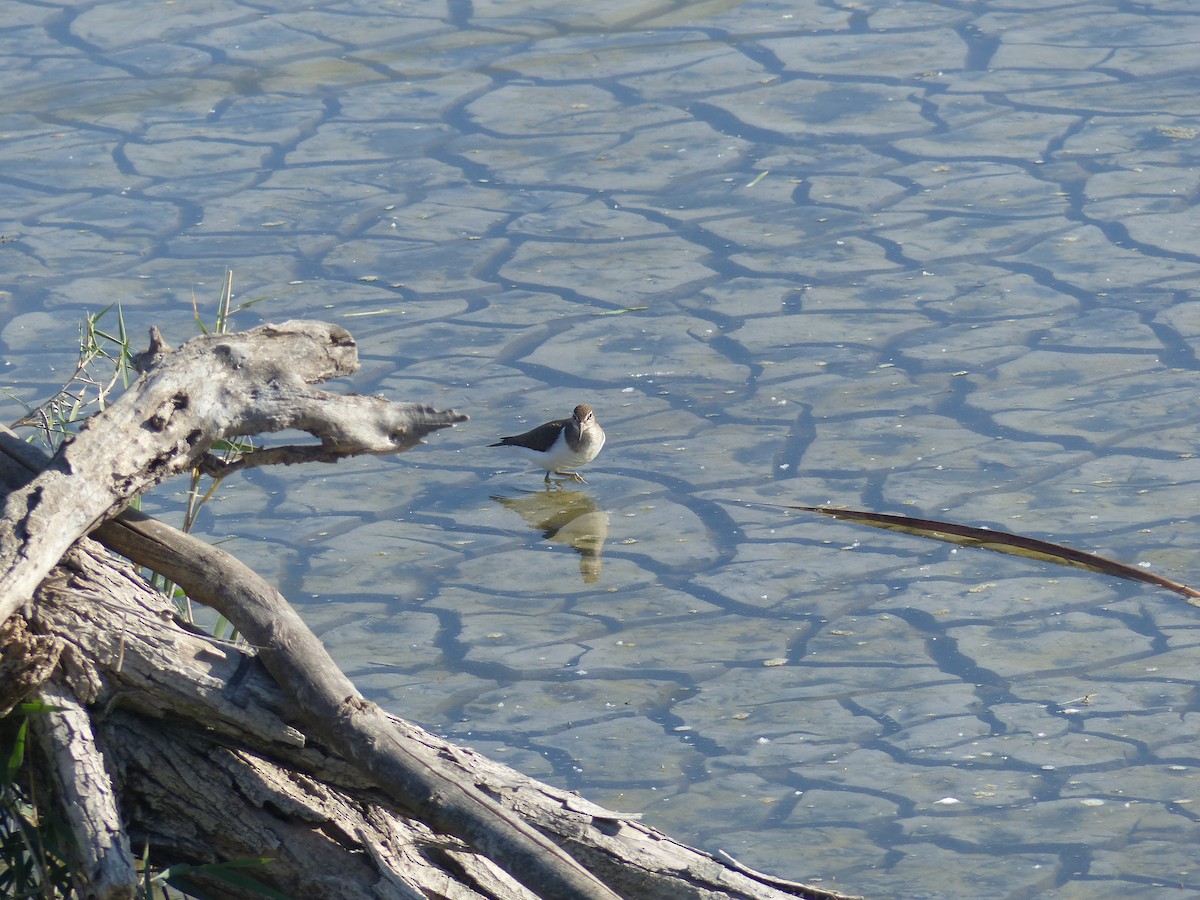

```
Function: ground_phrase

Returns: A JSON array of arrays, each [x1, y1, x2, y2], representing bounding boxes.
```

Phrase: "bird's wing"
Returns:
[[494, 417, 570, 449]]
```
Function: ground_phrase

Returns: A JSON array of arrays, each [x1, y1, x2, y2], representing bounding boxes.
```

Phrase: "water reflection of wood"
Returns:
[[0, 322, 851, 900], [492, 489, 609, 583]]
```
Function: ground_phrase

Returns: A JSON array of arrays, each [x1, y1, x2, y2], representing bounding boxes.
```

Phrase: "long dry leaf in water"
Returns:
[[741, 502, 1200, 606]]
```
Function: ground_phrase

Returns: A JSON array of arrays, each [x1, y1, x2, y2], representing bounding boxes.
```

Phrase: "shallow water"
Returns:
[[4, 0, 1200, 896]]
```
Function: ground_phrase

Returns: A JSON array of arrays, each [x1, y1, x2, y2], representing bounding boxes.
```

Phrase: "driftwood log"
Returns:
[[1, 320, 859, 900]]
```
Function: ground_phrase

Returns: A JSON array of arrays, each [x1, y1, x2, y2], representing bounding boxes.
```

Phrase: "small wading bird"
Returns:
[[490, 403, 605, 484]]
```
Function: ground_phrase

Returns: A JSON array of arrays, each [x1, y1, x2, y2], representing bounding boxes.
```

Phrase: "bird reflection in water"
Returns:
[[491, 489, 609, 584]]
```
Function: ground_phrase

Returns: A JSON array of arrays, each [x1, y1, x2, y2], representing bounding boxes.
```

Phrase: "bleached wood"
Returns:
[[0, 614, 61, 716], [32, 676, 136, 900], [30, 531, 856, 900], [0, 320, 466, 629], [1, 321, 860, 900], [94, 509, 622, 900]]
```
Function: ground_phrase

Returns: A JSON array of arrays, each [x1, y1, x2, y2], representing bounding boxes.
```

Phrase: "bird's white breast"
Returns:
[[528, 427, 603, 471]]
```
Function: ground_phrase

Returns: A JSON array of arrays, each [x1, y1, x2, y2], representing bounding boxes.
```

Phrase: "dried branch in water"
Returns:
[[738, 501, 1200, 604]]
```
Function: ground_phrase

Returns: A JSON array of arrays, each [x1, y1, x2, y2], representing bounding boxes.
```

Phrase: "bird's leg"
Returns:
[[543, 471, 552, 485]]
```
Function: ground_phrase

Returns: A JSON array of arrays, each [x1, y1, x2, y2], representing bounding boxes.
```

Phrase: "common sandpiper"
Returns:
[[490, 404, 605, 484]]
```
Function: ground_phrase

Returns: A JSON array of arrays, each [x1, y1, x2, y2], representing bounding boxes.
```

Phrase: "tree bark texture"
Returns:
[[1, 321, 860, 900]]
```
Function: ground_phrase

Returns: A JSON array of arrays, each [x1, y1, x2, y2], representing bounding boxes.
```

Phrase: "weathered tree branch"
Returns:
[[31, 677, 136, 900], [0, 614, 61, 717], [27, 529, 852, 899], [1, 321, 860, 900], [94, 507, 623, 900], [0, 320, 466, 628], [1, 323, 612, 899]]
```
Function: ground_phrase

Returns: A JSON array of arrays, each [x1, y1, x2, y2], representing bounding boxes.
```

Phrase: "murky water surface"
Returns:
[[5, 1, 1200, 896]]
